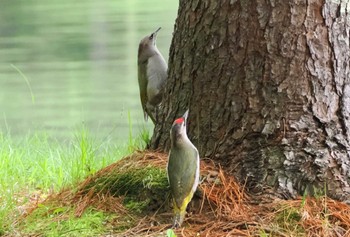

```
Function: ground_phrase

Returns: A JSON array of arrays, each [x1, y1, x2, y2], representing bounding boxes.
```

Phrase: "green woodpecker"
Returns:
[[167, 110, 200, 228], [137, 27, 167, 123]]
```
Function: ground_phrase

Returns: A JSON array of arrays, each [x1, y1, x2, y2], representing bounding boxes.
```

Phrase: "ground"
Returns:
[[10, 151, 350, 236]]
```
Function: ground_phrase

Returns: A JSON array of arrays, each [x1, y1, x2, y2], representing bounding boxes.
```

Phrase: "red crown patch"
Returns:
[[174, 117, 184, 124]]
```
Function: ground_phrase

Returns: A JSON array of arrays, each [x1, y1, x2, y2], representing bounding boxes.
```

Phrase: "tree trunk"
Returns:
[[151, 0, 350, 201]]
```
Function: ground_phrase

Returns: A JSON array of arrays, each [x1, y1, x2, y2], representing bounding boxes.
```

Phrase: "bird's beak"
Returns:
[[182, 110, 189, 123], [152, 27, 162, 36], [153, 27, 161, 36]]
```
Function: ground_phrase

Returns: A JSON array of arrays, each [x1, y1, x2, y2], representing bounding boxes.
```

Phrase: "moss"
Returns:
[[124, 198, 150, 214], [81, 166, 170, 214], [18, 204, 109, 237]]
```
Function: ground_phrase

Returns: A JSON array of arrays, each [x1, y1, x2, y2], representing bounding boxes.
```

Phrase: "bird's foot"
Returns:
[[172, 221, 181, 229]]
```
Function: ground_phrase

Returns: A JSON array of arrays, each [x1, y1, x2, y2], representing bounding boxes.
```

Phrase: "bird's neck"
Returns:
[[171, 133, 191, 148], [138, 46, 159, 64]]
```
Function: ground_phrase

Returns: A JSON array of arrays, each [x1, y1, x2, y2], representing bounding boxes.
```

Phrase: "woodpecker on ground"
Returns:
[[137, 27, 167, 124], [167, 110, 200, 228]]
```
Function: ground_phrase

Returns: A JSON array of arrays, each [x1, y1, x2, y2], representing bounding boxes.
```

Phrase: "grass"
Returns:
[[127, 110, 151, 152], [0, 123, 151, 236], [11, 64, 35, 104], [47, 151, 350, 237], [2, 121, 349, 236], [20, 205, 110, 237]]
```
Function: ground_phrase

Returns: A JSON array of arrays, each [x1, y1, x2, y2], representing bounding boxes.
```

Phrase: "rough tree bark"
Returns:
[[151, 0, 350, 201]]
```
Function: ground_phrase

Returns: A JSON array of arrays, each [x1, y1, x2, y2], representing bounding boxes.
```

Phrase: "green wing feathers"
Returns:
[[137, 63, 148, 120], [168, 148, 198, 209]]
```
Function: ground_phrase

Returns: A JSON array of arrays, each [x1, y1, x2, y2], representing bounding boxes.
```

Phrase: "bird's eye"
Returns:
[[149, 34, 154, 40]]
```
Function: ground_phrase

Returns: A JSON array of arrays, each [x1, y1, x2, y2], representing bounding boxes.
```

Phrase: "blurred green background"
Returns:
[[0, 0, 178, 142]]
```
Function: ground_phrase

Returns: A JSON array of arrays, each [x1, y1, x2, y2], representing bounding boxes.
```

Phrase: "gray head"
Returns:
[[138, 27, 161, 63], [170, 110, 189, 143]]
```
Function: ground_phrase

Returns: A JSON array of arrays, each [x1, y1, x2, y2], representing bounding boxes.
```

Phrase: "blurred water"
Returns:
[[0, 0, 177, 143]]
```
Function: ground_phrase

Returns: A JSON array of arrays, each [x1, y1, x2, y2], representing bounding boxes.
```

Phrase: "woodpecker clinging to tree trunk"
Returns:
[[167, 110, 200, 228], [137, 27, 167, 124]]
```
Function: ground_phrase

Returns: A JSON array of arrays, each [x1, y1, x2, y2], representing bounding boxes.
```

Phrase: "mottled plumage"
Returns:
[[137, 27, 167, 123], [167, 110, 200, 227]]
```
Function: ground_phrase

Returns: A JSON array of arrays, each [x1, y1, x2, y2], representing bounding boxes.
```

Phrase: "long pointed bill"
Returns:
[[151, 27, 161, 44], [182, 110, 189, 123], [173, 110, 189, 126], [153, 27, 161, 35]]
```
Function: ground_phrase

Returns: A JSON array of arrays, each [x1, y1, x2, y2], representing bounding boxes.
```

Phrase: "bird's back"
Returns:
[[137, 61, 149, 120], [168, 142, 199, 208]]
